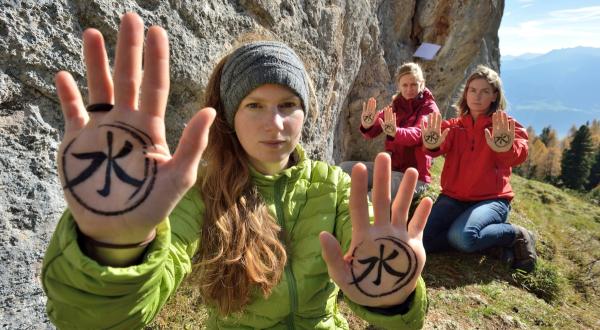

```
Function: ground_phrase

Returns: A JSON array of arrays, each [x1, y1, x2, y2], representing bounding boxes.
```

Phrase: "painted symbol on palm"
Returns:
[[62, 121, 157, 216], [494, 133, 510, 148], [361, 97, 379, 128], [383, 123, 396, 136], [349, 236, 418, 297], [424, 132, 439, 145]]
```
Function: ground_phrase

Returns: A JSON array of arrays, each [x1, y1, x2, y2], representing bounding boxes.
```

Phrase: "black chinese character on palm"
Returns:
[[494, 134, 510, 147], [65, 131, 143, 198], [351, 244, 407, 286], [425, 132, 439, 144]]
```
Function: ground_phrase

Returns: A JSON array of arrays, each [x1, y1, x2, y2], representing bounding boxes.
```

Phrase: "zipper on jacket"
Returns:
[[274, 178, 298, 330]]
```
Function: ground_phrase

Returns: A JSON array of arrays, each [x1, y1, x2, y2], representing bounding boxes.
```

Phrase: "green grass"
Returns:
[[148, 158, 600, 329]]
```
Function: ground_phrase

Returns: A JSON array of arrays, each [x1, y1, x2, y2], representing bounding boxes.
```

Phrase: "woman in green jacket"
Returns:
[[43, 13, 431, 329]]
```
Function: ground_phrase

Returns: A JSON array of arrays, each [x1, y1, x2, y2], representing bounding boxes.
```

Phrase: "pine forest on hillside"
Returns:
[[515, 119, 600, 203]]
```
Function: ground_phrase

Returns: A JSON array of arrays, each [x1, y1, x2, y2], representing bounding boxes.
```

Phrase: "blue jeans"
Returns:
[[423, 194, 515, 253], [338, 161, 428, 198]]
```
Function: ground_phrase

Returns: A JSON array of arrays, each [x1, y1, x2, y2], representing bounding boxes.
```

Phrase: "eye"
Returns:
[[279, 100, 301, 111], [245, 102, 261, 109]]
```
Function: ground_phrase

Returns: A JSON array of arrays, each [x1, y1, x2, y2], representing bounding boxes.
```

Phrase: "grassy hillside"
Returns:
[[148, 159, 600, 329]]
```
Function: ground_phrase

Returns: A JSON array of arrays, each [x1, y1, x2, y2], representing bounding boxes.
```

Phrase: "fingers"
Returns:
[[83, 29, 113, 107], [171, 107, 216, 176], [55, 71, 88, 133], [384, 107, 393, 123], [139, 26, 170, 118], [367, 97, 376, 113], [113, 13, 144, 110], [371, 153, 391, 226], [501, 111, 509, 130], [319, 232, 348, 280], [408, 197, 433, 239], [433, 112, 441, 133], [349, 162, 370, 233], [390, 168, 417, 228], [493, 111, 508, 132]]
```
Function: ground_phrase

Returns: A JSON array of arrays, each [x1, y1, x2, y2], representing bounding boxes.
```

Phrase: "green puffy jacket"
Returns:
[[42, 146, 427, 329]]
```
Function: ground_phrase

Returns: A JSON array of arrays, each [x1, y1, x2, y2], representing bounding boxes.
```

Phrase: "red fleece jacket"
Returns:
[[425, 114, 529, 201], [360, 88, 439, 183]]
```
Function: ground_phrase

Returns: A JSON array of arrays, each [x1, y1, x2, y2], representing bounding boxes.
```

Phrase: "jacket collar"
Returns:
[[461, 113, 493, 129], [249, 144, 308, 185]]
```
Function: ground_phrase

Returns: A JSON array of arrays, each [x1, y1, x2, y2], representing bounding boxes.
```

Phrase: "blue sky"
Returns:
[[499, 0, 600, 56]]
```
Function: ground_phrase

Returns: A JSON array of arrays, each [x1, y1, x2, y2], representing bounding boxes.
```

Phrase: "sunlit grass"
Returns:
[[149, 158, 600, 329]]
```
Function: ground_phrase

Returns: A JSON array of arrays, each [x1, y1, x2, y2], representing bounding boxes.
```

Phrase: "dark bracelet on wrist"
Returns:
[[78, 228, 156, 249], [364, 290, 416, 316]]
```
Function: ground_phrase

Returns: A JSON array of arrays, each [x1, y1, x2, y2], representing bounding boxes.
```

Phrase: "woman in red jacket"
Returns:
[[421, 65, 537, 272], [342, 62, 439, 197]]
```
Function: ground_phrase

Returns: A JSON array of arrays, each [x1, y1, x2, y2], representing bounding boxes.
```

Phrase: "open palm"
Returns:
[[421, 112, 448, 150], [361, 97, 378, 128], [56, 13, 215, 245], [484, 111, 515, 153], [320, 154, 432, 307]]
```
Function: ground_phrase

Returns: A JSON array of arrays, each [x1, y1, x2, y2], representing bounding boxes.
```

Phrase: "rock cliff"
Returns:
[[0, 0, 503, 327]]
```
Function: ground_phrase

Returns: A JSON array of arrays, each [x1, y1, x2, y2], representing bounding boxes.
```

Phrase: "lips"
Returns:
[[260, 140, 286, 147]]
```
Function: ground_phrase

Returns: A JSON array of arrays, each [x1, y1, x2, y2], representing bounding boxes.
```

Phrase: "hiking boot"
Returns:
[[485, 246, 515, 265], [511, 225, 537, 272]]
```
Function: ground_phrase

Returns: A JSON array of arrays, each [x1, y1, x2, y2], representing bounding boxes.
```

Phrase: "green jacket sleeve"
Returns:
[[333, 168, 428, 330], [41, 189, 204, 329]]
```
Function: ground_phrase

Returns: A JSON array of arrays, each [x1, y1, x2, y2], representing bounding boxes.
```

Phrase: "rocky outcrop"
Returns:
[[0, 0, 503, 327]]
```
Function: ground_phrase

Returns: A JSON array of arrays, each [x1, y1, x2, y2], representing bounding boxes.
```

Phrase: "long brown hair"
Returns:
[[455, 65, 507, 117], [193, 54, 287, 315]]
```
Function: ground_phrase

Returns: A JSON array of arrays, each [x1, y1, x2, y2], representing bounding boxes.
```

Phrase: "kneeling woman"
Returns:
[[421, 65, 536, 272]]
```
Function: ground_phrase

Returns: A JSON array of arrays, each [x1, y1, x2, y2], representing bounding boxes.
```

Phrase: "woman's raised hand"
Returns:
[[484, 111, 515, 153], [421, 112, 448, 150], [361, 97, 378, 129], [56, 13, 215, 245], [320, 154, 432, 307], [379, 106, 397, 137]]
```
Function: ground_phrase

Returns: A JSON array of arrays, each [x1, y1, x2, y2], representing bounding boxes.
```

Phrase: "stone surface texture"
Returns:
[[0, 0, 503, 328]]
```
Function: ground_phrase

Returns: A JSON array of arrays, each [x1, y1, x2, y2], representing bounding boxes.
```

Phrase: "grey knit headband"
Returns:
[[220, 41, 310, 125]]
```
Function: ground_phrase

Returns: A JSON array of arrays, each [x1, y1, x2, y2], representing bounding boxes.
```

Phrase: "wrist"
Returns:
[[364, 290, 416, 315], [78, 228, 156, 266]]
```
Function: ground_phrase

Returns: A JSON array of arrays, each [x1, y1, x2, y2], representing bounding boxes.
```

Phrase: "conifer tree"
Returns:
[[587, 146, 600, 190], [539, 126, 558, 147], [560, 125, 594, 190]]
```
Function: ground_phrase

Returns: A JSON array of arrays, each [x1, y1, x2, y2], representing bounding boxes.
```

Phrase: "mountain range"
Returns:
[[501, 47, 600, 137]]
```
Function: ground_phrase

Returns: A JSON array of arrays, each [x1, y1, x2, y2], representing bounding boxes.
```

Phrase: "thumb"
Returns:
[[484, 128, 493, 146], [172, 107, 216, 174], [378, 118, 385, 127], [319, 232, 349, 279], [441, 128, 450, 141]]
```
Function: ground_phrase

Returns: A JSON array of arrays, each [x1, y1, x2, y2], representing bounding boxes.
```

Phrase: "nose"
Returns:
[[264, 106, 284, 131]]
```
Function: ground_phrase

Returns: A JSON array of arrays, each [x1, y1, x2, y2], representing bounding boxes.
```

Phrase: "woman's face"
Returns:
[[466, 78, 498, 118], [234, 84, 305, 175], [397, 74, 423, 100]]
